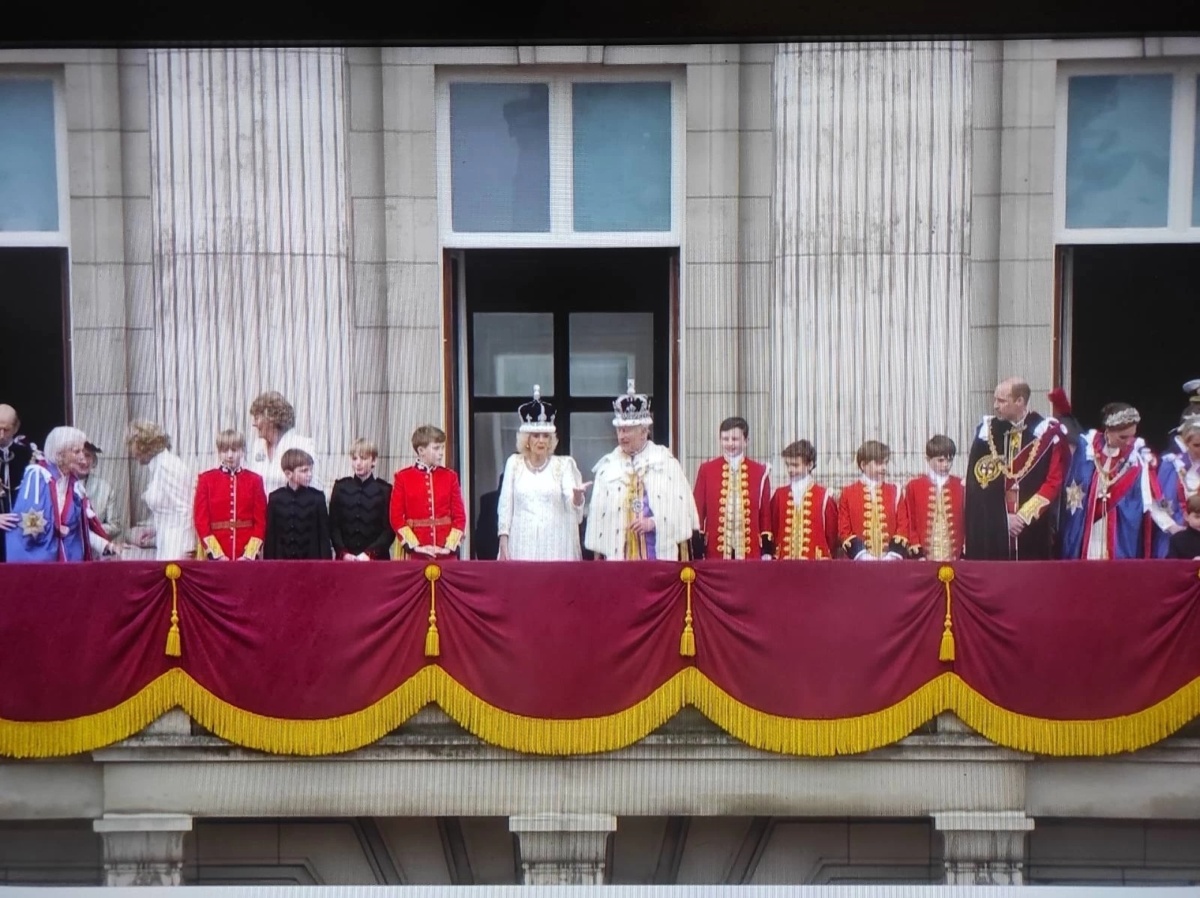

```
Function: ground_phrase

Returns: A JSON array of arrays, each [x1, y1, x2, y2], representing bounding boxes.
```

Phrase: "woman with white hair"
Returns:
[[127, 420, 197, 560], [4, 425, 119, 563], [496, 386, 590, 561]]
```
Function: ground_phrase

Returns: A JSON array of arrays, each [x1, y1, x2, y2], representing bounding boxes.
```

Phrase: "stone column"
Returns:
[[145, 48, 354, 478], [509, 813, 617, 885], [771, 41, 974, 487], [934, 810, 1034, 885], [93, 813, 193, 886]]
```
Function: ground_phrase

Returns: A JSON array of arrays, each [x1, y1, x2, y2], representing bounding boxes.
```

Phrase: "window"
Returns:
[[1056, 63, 1200, 242], [450, 247, 677, 557], [437, 69, 684, 247], [0, 72, 67, 246]]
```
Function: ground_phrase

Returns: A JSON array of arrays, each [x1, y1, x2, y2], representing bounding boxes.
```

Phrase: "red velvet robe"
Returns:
[[193, 467, 268, 560], [899, 473, 965, 561], [388, 464, 467, 559], [693, 456, 773, 559], [837, 479, 909, 559], [769, 480, 838, 560]]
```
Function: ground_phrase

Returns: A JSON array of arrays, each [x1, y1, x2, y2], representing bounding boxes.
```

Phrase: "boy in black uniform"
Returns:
[[264, 448, 332, 560], [329, 438, 394, 561]]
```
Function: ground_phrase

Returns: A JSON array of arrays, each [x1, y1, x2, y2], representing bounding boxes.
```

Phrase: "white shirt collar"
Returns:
[[860, 474, 882, 489], [926, 468, 949, 488], [789, 474, 812, 497]]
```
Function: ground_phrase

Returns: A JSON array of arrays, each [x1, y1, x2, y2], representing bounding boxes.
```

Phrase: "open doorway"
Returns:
[[0, 247, 70, 448], [453, 247, 677, 557], [1061, 243, 1200, 454]]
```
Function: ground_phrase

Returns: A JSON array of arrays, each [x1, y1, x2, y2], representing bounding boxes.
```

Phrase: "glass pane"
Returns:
[[472, 312, 554, 396], [0, 79, 59, 232], [569, 412, 619, 490], [450, 83, 550, 233], [1194, 77, 1200, 226], [569, 312, 654, 397], [473, 411, 521, 514], [1065, 74, 1173, 229], [572, 82, 672, 232]]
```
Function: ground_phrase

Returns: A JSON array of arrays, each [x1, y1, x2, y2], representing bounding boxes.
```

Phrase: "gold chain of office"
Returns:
[[975, 427, 1043, 487]]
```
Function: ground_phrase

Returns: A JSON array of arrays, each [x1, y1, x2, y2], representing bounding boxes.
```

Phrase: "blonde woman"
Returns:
[[127, 420, 197, 560], [247, 391, 323, 496], [497, 386, 590, 561]]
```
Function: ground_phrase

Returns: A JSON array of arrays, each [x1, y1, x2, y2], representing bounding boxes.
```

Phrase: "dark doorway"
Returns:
[[1064, 244, 1200, 454], [459, 247, 675, 548], [0, 247, 70, 449]]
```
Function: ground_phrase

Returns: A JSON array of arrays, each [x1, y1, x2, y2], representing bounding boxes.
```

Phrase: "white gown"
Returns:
[[143, 449, 197, 560], [497, 454, 585, 561]]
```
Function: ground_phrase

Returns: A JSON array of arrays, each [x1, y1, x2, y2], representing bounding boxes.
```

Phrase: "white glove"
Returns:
[[855, 550, 874, 561], [356, 552, 370, 561], [884, 552, 903, 561]]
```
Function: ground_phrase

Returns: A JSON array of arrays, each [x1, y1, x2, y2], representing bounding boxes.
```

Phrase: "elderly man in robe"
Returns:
[[584, 380, 700, 561]]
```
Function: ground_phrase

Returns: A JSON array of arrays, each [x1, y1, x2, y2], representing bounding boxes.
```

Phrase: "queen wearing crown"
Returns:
[[584, 380, 701, 561], [496, 387, 590, 561]]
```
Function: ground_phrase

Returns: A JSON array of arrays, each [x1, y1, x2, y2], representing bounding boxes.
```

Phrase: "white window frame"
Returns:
[[1054, 59, 1200, 244], [0, 66, 70, 248], [435, 65, 685, 248]]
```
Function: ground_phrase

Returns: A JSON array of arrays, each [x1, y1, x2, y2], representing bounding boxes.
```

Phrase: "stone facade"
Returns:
[[3, 38, 1200, 886]]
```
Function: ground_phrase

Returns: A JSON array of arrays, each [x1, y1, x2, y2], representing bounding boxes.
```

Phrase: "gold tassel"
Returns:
[[938, 565, 955, 662], [679, 566, 696, 657], [424, 563, 441, 658], [164, 563, 182, 657]]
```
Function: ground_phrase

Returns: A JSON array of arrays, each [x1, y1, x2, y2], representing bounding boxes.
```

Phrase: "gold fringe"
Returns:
[[689, 670, 956, 756], [679, 566, 697, 657], [0, 669, 181, 759], [432, 667, 691, 756], [424, 563, 441, 657], [938, 564, 955, 662], [9, 668, 1200, 759], [177, 668, 434, 757], [164, 563, 182, 658]]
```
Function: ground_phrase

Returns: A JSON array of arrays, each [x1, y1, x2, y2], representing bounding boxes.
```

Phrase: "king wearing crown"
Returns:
[[583, 380, 701, 561]]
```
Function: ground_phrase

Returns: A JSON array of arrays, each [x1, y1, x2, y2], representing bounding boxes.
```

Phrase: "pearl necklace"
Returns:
[[526, 457, 551, 474]]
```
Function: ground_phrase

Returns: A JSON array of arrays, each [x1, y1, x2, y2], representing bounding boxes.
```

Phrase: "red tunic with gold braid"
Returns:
[[769, 479, 838, 560], [193, 466, 267, 560], [388, 463, 467, 559], [693, 456, 774, 558], [837, 478, 909, 559], [899, 473, 965, 561]]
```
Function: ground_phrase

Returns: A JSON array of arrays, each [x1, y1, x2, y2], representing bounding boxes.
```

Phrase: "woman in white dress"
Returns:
[[497, 387, 591, 561], [127, 420, 197, 560]]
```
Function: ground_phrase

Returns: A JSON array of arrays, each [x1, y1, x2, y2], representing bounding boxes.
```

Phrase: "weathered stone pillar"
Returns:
[[934, 810, 1034, 885], [93, 813, 193, 886], [508, 813, 617, 885], [145, 48, 355, 479], [771, 41, 974, 486]]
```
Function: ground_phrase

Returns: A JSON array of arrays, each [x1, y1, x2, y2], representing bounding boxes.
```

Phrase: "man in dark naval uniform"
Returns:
[[0, 404, 35, 564], [963, 377, 1070, 560], [328, 439, 395, 561]]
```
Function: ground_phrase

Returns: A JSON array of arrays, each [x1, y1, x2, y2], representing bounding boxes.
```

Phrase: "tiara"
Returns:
[[612, 379, 653, 427], [517, 385, 556, 434], [1104, 406, 1140, 429]]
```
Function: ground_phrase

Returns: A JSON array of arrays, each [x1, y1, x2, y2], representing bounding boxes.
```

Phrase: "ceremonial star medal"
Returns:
[[1065, 482, 1084, 514], [973, 454, 1002, 488], [20, 509, 47, 537]]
